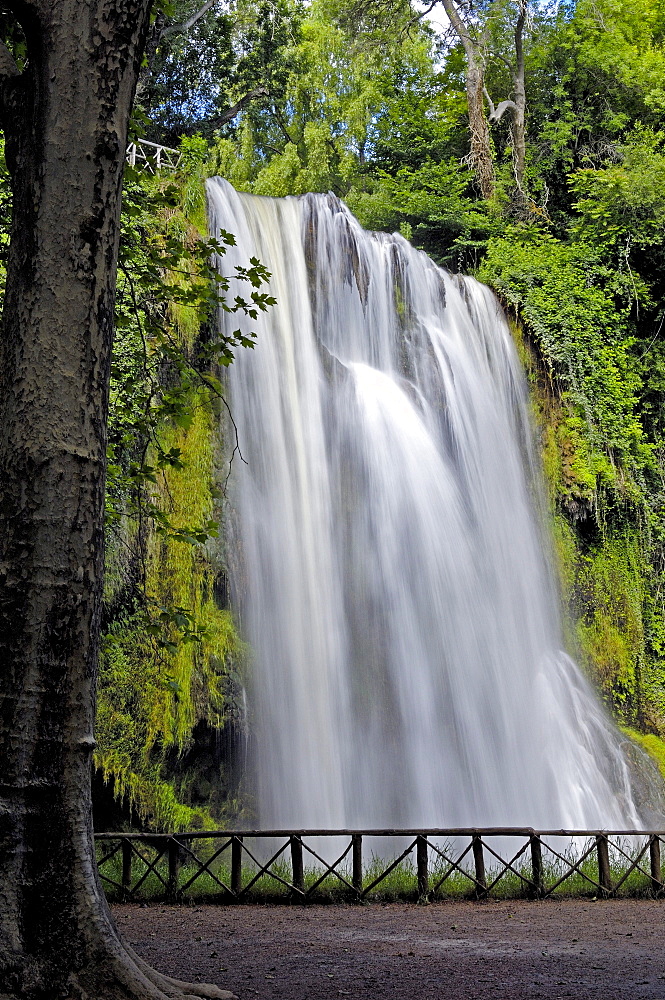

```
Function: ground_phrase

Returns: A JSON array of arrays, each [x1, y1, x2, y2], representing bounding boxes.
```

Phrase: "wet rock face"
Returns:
[[164, 716, 248, 820]]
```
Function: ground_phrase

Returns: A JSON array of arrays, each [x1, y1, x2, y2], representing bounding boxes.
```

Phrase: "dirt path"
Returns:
[[114, 899, 665, 999]]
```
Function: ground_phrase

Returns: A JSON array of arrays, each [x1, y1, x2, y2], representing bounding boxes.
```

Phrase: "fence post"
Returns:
[[121, 838, 132, 900], [291, 835, 305, 895], [596, 834, 612, 895], [530, 835, 544, 899], [650, 835, 662, 894], [231, 835, 243, 896], [472, 833, 487, 897], [416, 835, 429, 902], [167, 837, 181, 902], [352, 834, 363, 897]]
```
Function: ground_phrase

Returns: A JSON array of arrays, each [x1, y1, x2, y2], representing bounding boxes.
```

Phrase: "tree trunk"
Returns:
[[439, 0, 495, 199], [0, 3, 232, 998], [510, 0, 527, 206], [466, 54, 495, 200]]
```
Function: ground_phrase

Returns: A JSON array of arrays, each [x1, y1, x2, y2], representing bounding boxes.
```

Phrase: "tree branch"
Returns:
[[137, 1, 219, 99], [403, 0, 438, 32], [488, 48, 515, 74], [439, 0, 476, 59], [484, 89, 517, 123], [272, 103, 295, 145], [162, 0, 217, 39], [184, 85, 269, 133]]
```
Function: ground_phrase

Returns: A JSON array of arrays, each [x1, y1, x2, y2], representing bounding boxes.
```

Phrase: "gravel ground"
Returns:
[[114, 898, 665, 1000]]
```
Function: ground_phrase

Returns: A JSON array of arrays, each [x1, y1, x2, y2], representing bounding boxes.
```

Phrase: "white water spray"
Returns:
[[208, 177, 646, 830]]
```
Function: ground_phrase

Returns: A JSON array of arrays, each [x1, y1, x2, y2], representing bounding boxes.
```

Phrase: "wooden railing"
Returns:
[[126, 138, 180, 173], [95, 828, 665, 903]]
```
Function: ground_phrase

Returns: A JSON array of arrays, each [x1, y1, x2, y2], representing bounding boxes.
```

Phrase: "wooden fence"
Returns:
[[95, 828, 665, 903]]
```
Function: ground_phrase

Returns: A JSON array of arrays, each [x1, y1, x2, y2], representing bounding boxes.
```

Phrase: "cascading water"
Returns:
[[207, 176, 648, 830]]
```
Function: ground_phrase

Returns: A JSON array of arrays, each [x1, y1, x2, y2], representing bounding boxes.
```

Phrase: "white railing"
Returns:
[[126, 138, 181, 173]]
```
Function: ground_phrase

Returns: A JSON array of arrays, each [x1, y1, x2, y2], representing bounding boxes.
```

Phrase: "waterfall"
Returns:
[[207, 177, 647, 830]]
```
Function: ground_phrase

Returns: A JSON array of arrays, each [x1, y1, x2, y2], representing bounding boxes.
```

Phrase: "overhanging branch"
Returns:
[[185, 85, 269, 133], [162, 0, 217, 39]]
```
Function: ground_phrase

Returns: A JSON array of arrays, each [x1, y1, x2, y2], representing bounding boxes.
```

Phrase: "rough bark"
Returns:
[[435, 0, 529, 204], [0, 3, 233, 998], [465, 54, 495, 200]]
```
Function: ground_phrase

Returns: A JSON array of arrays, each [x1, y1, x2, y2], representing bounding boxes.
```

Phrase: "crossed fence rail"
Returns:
[[126, 138, 180, 173], [95, 828, 665, 903]]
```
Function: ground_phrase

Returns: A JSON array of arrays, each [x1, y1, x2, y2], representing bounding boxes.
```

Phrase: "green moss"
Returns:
[[96, 619, 217, 831], [97, 164, 245, 831], [144, 392, 243, 751], [575, 535, 645, 715], [621, 727, 665, 781]]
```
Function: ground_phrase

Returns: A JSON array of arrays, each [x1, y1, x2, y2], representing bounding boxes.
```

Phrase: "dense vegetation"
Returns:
[[95, 148, 273, 830], [5, 0, 665, 829]]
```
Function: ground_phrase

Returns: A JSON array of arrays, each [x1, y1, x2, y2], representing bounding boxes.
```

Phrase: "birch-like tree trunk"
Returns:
[[0, 3, 232, 997]]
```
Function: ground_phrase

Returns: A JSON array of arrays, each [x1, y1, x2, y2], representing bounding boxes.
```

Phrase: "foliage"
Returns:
[[347, 159, 494, 269], [205, 0, 438, 199], [571, 131, 665, 253], [141, 1, 235, 143], [141, 0, 305, 145], [478, 232, 647, 471], [96, 148, 273, 830], [107, 155, 273, 543], [575, 535, 646, 714]]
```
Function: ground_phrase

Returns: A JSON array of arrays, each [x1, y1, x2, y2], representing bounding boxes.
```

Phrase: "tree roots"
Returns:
[[2, 942, 237, 1000]]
